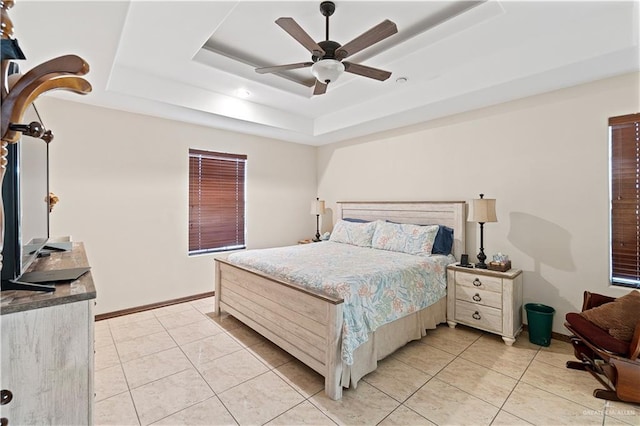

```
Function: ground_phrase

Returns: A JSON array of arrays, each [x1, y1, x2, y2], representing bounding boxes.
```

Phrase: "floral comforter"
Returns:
[[227, 241, 455, 365]]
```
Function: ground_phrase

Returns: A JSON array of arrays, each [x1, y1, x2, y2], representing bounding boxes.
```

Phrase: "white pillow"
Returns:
[[329, 220, 378, 247], [371, 221, 439, 256]]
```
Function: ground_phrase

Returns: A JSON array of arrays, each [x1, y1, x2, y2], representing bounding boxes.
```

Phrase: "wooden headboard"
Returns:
[[336, 201, 467, 260]]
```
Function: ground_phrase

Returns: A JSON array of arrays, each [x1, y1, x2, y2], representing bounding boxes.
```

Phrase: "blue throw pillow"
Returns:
[[432, 226, 454, 255], [343, 217, 370, 223]]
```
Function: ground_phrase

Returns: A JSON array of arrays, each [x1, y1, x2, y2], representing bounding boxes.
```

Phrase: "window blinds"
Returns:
[[189, 149, 247, 254], [610, 113, 640, 288]]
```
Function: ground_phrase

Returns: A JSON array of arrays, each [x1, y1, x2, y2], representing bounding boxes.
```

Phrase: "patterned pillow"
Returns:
[[329, 220, 378, 247], [371, 221, 439, 256], [387, 221, 454, 255]]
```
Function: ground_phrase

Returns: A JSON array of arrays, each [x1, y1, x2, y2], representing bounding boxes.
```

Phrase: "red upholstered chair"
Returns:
[[564, 291, 640, 404]]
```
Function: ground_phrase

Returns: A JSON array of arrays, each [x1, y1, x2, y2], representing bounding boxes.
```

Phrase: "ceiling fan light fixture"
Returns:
[[311, 59, 344, 84]]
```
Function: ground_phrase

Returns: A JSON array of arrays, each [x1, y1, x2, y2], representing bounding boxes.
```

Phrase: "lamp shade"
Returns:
[[311, 59, 344, 84], [311, 199, 326, 215], [469, 196, 497, 223]]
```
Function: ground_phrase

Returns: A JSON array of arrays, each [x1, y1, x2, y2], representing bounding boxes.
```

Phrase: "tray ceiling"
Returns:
[[9, 1, 639, 146]]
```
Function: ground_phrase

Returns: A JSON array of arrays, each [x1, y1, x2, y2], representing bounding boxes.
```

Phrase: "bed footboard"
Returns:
[[214, 258, 344, 400]]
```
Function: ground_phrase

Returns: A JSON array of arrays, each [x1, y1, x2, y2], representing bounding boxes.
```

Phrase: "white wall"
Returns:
[[29, 72, 639, 329], [39, 98, 317, 315], [317, 72, 640, 334]]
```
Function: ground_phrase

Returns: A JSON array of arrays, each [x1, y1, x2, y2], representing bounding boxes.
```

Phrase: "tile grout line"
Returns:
[[109, 303, 236, 425], [165, 303, 242, 426], [104, 316, 143, 425], [487, 344, 543, 425], [95, 302, 637, 426]]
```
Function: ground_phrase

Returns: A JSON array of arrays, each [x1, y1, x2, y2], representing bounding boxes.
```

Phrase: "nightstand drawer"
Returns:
[[455, 272, 502, 293], [455, 300, 502, 333], [455, 285, 502, 309]]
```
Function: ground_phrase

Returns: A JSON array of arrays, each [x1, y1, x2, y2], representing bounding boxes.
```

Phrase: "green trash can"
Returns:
[[525, 303, 555, 346]]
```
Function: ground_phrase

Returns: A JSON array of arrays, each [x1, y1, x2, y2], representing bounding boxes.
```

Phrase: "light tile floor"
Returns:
[[94, 297, 639, 426]]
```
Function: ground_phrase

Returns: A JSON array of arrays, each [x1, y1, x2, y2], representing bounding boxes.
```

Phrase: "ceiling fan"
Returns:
[[255, 1, 398, 95]]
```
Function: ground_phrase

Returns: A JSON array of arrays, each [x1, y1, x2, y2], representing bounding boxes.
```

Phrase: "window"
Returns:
[[189, 149, 247, 254], [610, 113, 640, 288]]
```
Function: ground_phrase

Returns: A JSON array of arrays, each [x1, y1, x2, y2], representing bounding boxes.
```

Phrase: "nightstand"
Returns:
[[446, 264, 523, 345]]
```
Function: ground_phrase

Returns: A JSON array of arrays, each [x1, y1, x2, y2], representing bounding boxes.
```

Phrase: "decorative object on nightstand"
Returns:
[[311, 197, 326, 242], [488, 252, 511, 272], [446, 264, 523, 345], [468, 193, 497, 269]]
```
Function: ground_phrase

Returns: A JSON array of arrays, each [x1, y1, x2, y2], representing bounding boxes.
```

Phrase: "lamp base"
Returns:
[[476, 248, 487, 269], [314, 214, 321, 243]]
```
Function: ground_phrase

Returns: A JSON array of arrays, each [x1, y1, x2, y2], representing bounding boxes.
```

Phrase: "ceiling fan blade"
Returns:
[[302, 77, 317, 87], [255, 62, 313, 74], [313, 80, 328, 95], [335, 20, 398, 60], [276, 17, 325, 57], [343, 62, 392, 81]]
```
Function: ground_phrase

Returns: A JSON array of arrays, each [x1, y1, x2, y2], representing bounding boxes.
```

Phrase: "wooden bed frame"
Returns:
[[214, 201, 466, 400]]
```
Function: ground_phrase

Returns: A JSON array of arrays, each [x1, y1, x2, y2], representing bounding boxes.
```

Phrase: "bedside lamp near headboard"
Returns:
[[469, 193, 497, 269]]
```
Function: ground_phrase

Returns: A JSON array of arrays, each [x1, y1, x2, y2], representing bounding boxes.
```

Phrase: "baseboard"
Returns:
[[522, 324, 572, 343], [95, 291, 214, 321]]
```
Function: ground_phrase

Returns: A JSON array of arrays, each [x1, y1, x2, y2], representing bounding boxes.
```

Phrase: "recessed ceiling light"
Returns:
[[395, 77, 408, 84], [236, 89, 251, 98]]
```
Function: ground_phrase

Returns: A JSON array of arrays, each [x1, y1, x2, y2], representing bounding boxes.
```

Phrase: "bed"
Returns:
[[214, 201, 466, 400]]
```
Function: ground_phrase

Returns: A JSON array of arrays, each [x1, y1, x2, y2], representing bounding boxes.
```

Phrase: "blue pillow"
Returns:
[[432, 225, 454, 255], [343, 217, 370, 223]]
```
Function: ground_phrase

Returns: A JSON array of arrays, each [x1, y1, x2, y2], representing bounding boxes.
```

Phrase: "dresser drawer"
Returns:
[[455, 272, 502, 293], [455, 285, 502, 309], [455, 300, 502, 333]]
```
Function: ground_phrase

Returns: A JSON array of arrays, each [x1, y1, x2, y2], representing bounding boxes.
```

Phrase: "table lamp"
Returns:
[[311, 197, 326, 242], [469, 193, 497, 268]]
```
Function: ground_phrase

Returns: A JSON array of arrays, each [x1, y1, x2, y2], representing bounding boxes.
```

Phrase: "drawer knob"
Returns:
[[473, 278, 482, 287], [472, 293, 482, 302], [472, 311, 482, 320], [0, 390, 12, 405]]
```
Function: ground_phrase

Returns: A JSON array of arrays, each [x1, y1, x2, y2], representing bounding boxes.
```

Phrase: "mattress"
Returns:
[[227, 241, 455, 364]]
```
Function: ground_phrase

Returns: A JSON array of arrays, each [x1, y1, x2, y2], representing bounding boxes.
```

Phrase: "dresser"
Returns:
[[446, 264, 523, 345], [0, 243, 96, 425]]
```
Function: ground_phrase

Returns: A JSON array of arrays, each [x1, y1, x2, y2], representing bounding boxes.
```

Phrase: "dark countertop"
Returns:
[[0, 242, 96, 315]]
